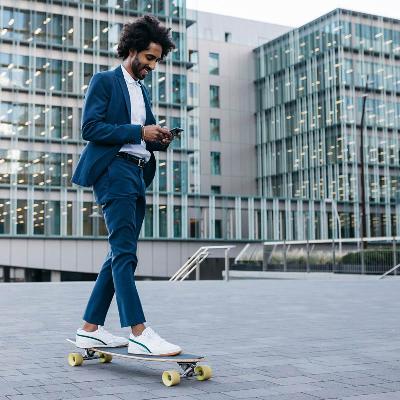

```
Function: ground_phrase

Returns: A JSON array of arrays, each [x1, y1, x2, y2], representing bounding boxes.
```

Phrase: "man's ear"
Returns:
[[129, 49, 137, 58]]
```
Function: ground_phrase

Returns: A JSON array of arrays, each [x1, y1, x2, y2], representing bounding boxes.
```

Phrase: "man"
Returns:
[[71, 15, 181, 356]]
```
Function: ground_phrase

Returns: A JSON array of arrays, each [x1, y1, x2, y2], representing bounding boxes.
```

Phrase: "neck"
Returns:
[[122, 61, 138, 81]]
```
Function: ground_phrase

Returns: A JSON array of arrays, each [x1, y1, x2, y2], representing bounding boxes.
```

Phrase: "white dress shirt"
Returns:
[[119, 65, 151, 162]]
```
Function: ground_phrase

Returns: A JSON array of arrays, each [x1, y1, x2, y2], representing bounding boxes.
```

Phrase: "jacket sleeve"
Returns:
[[81, 73, 142, 145]]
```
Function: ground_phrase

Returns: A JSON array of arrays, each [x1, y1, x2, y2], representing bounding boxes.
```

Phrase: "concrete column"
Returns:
[[51, 270, 61, 282]]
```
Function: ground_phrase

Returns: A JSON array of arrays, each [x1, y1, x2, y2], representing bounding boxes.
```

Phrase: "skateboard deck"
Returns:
[[66, 339, 212, 386]]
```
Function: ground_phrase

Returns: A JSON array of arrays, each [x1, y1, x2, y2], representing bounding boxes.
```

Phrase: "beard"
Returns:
[[131, 55, 151, 80]]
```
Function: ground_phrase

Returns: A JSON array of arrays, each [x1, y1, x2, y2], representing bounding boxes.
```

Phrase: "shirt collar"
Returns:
[[121, 64, 141, 86]]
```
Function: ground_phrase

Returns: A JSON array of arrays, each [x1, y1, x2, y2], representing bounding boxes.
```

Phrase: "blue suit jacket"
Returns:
[[71, 65, 167, 188]]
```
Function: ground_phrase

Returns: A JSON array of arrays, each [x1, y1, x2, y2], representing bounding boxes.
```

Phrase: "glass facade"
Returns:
[[0, 0, 204, 240], [4, 4, 398, 246], [254, 8, 400, 239], [0, 0, 266, 243]]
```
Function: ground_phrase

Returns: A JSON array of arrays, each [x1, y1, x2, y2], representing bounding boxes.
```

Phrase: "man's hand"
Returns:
[[143, 125, 172, 144]]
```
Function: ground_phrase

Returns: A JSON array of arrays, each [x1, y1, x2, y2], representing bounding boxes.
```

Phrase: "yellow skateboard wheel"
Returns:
[[194, 365, 212, 381], [162, 370, 181, 387], [98, 352, 113, 363], [68, 353, 84, 367]]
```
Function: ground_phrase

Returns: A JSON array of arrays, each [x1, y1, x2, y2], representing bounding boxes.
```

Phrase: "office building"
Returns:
[[254, 8, 400, 239]]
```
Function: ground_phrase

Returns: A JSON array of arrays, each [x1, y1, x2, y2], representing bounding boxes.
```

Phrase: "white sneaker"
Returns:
[[75, 326, 129, 348], [128, 327, 182, 356]]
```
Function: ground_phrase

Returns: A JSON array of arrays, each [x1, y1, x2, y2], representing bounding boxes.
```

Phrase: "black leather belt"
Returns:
[[116, 152, 147, 168]]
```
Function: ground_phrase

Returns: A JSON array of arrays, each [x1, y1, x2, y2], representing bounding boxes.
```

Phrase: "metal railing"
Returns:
[[170, 246, 235, 282], [262, 237, 400, 275], [379, 263, 400, 279], [234, 244, 250, 263]]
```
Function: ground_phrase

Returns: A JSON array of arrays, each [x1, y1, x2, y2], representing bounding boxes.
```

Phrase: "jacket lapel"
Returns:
[[115, 65, 131, 121]]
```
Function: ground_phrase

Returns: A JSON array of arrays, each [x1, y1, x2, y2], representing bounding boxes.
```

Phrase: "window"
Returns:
[[210, 118, 221, 141], [1, 9, 73, 46], [158, 159, 166, 191], [211, 185, 221, 194], [209, 52, 219, 75], [66, 201, 73, 236], [215, 220, 222, 238], [0, 200, 10, 234], [172, 31, 183, 61], [172, 74, 187, 104], [144, 205, 153, 237], [188, 50, 198, 71], [189, 82, 199, 106], [170, 116, 182, 149], [209, 85, 220, 107], [173, 161, 188, 193], [188, 115, 199, 138], [189, 218, 200, 238], [82, 202, 93, 236], [173, 206, 181, 237], [16, 199, 27, 235], [225, 32, 232, 42], [158, 72, 166, 102], [159, 205, 167, 237], [210, 152, 221, 175]]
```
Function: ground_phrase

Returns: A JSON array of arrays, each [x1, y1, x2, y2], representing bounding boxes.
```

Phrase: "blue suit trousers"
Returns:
[[83, 156, 146, 328]]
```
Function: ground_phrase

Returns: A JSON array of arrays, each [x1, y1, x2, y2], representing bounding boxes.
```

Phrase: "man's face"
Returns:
[[129, 42, 162, 80]]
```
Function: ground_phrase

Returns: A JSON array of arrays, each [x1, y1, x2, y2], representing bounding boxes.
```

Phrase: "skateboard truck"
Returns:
[[178, 362, 197, 378]]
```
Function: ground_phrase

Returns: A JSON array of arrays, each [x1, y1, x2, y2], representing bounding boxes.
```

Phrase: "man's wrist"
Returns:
[[141, 125, 145, 141]]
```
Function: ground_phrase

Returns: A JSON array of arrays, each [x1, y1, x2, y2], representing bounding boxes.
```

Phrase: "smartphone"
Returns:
[[170, 127, 184, 138]]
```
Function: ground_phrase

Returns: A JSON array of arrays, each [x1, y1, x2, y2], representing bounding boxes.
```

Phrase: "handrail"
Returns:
[[170, 245, 235, 282], [178, 251, 209, 281], [171, 251, 208, 281], [170, 248, 206, 281], [234, 244, 250, 264], [378, 263, 400, 279]]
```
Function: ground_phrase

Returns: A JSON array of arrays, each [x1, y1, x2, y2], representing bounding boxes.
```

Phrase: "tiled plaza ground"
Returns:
[[1, 277, 400, 399]]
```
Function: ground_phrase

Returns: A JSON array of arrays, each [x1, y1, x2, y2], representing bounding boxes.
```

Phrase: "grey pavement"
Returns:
[[1, 278, 400, 399]]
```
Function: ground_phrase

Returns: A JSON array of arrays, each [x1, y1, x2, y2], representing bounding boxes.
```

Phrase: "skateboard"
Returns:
[[66, 339, 212, 387]]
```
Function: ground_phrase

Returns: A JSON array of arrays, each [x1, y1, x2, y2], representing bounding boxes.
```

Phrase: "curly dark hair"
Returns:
[[117, 15, 175, 60]]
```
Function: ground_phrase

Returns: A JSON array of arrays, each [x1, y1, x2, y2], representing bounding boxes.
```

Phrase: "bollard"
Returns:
[[195, 260, 200, 280], [283, 240, 287, 272], [225, 248, 229, 282]]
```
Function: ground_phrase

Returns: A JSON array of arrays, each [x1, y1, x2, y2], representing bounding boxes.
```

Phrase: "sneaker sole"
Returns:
[[76, 342, 128, 349], [128, 348, 182, 356]]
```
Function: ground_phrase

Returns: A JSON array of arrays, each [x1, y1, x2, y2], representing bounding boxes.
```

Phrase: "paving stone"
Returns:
[[11, 386, 48, 395], [148, 387, 206, 398], [32, 392, 78, 400], [377, 382, 400, 391], [0, 386, 20, 396], [3, 280, 400, 400], [94, 384, 147, 395], [74, 396, 122, 400], [255, 394, 322, 400], [6, 395, 41, 400], [115, 393, 160, 400], [335, 376, 389, 386], [182, 393, 233, 400], [340, 392, 400, 400]]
